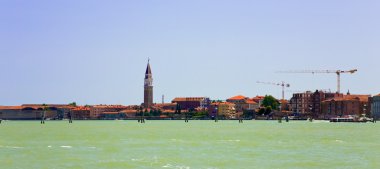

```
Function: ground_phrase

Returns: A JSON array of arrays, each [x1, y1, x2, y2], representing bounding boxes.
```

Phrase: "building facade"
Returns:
[[290, 90, 342, 117], [208, 102, 236, 119], [172, 97, 210, 110], [226, 95, 259, 112], [252, 96, 265, 106], [89, 105, 128, 119], [0, 105, 61, 120], [218, 102, 237, 119], [144, 60, 153, 108], [321, 94, 370, 119], [71, 106, 91, 120], [289, 91, 312, 115], [371, 94, 380, 119]]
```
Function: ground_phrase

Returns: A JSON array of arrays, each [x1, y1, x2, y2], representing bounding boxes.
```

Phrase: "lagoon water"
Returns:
[[0, 120, 379, 169]]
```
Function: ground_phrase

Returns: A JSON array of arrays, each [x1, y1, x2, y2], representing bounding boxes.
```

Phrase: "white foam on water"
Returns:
[[162, 164, 172, 168], [60, 146, 72, 148], [10, 146, 23, 149], [335, 139, 344, 143], [47, 145, 52, 148], [312, 120, 330, 123], [100, 159, 126, 163], [219, 139, 240, 142], [0, 145, 24, 149], [170, 139, 184, 142], [88, 146, 97, 149], [131, 158, 143, 162], [162, 163, 190, 169]]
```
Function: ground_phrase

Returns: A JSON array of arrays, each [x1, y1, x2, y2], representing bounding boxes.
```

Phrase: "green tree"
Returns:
[[148, 109, 154, 117], [152, 109, 161, 117], [265, 106, 272, 115], [193, 110, 207, 119], [257, 108, 266, 116], [262, 95, 279, 110], [243, 109, 253, 118], [68, 102, 77, 107]]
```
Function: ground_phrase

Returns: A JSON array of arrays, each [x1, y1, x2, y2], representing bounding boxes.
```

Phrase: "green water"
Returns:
[[0, 120, 379, 169]]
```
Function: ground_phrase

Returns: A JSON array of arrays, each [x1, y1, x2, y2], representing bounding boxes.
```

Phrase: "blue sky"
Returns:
[[0, 0, 379, 105]]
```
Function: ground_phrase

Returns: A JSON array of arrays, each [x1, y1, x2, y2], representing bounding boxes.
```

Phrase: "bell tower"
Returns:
[[144, 59, 153, 108]]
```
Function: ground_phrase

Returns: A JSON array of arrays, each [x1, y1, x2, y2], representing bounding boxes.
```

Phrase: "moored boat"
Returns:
[[330, 115, 374, 123]]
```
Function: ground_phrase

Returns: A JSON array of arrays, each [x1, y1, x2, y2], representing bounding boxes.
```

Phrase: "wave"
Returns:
[[0, 145, 24, 149], [60, 145, 72, 148], [162, 163, 190, 169], [218, 139, 241, 142]]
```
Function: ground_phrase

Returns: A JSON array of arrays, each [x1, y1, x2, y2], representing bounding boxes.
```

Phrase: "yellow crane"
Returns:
[[276, 69, 357, 93], [257, 81, 290, 100]]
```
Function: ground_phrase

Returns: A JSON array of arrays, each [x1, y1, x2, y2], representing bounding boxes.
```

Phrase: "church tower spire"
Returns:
[[144, 59, 153, 108]]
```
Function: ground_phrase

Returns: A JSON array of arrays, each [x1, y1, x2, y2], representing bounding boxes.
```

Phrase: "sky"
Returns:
[[0, 0, 379, 105]]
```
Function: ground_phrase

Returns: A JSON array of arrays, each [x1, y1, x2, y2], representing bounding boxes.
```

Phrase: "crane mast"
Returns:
[[257, 81, 290, 100]]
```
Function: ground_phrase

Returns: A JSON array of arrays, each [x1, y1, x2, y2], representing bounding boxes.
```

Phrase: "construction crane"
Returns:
[[286, 89, 331, 93], [257, 81, 290, 100], [276, 69, 357, 93]]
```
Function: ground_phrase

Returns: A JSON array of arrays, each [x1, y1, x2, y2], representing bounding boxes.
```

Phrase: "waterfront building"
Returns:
[[0, 106, 34, 120], [100, 112, 126, 120], [310, 90, 342, 117], [71, 106, 91, 120], [22, 104, 71, 119], [208, 102, 236, 119], [252, 95, 265, 105], [370, 94, 380, 119], [119, 109, 139, 118], [172, 97, 210, 110], [321, 94, 371, 118], [226, 95, 258, 112], [218, 102, 237, 119], [289, 91, 312, 115], [0, 105, 59, 120], [290, 90, 342, 117], [144, 60, 153, 108], [153, 103, 177, 111], [279, 99, 289, 111], [89, 105, 128, 119]]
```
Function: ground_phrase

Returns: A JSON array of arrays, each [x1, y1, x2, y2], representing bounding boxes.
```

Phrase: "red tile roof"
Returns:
[[227, 95, 247, 100], [92, 105, 128, 109], [343, 95, 370, 102], [161, 109, 175, 113], [120, 110, 138, 114], [172, 97, 206, 102], [252, 96, 265, 99], [0, 106, 23, 110], [72, 107, 90, 111], [324, 94, 370, 102], [154, 103, 177, 107], [219, 102, 235, 105], [245, 100, 258, 104]]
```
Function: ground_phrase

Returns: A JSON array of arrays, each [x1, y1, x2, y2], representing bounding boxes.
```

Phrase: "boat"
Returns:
[[329, 115, 374, 123], [330, 117, 354, 122]]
